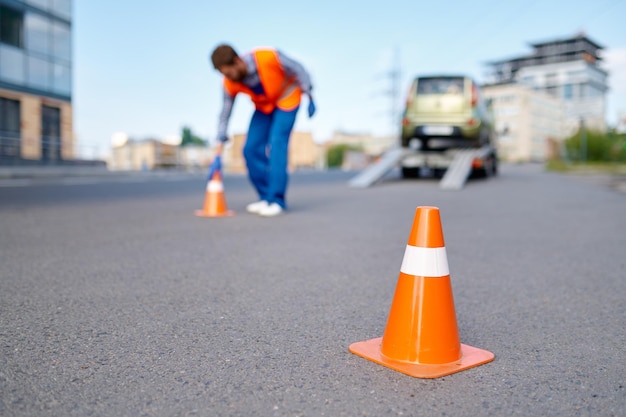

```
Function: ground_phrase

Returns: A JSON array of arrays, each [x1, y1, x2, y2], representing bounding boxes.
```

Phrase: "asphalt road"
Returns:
[[1, 164, 624, 417]]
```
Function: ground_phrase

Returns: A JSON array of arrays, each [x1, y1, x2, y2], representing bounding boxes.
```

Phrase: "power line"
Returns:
[[585, 0, 625, 23], [373, 48, 402, 136]]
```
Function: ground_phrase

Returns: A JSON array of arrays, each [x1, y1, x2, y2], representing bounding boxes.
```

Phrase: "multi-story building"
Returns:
[[0, 0, 73, 164], [486, 33, 608, 133], [483, 84, 564, 162]]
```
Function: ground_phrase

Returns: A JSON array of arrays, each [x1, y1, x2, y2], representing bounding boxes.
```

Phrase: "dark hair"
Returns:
[[211, 44, 238, 69]]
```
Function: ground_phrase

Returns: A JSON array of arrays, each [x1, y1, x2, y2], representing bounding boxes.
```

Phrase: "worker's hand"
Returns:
[[215, 141, 224, 156], [217, 135, 228, 146], [307, 95, 316, 118], [207, 155, 222, 180]]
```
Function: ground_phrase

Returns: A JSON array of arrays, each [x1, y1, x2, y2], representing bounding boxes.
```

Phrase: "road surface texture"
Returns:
[[1, 164, 624, 417]]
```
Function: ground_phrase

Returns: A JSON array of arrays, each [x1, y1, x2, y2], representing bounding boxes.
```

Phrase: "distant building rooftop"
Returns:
[[486, 33, 605, 84], [529, 32, 604, 50], [488, 33, 603, 65]]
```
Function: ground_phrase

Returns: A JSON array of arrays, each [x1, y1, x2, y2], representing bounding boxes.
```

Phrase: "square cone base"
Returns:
[[349, 337, 494, 379], [194, 210, 235, 218]]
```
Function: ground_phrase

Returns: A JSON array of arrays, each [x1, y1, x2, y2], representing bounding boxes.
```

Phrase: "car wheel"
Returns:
[[475, 154, 497, 178], [401, 167, 420, 179], [471, 167, 488, 179]]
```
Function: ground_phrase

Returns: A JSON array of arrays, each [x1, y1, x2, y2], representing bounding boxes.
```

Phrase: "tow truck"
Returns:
[[348, 75, 498, 190]]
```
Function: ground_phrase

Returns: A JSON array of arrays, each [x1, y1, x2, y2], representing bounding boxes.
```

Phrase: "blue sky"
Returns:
[[74, 0, 626, 158]]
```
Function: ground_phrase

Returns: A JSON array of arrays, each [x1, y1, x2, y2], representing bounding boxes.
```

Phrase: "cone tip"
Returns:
[[408, 206, 445, 248]]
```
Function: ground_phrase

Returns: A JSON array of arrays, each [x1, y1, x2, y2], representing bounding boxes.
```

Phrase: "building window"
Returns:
[[0, 6, 24, 48], [24, 0, 72, 21], [51, 0, 72, 21], [545, 73, 557, 82], [1, 5, 71, 98], [563, 84, 573, 100], [25, 13, 50, 56], [25, 14, 71, 62], [42, 104, 61, 161], [52, 62, 71, 95], [567, 70, 585, 80], [24, 0, 48, 10], [0, 44, 26, 83], [520, 75, 534, 86], [586, 84, 603, 98], [0, 97, 21, 159], [51, 21, 71, 62], [27, 54, 51, 89], [546, 86, 558, 98]]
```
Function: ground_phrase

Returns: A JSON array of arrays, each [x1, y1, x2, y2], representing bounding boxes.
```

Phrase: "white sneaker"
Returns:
[[246, 200, 268, 214], [259, 202, 283, 217]]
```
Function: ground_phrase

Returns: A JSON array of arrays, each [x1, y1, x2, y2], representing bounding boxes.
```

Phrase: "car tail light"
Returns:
[[467, 118, 478, 126], [472, 158, 484, 169], [471, 83, 478, 107], [405, 82, 416, 107], [402, 117, 411, 127]]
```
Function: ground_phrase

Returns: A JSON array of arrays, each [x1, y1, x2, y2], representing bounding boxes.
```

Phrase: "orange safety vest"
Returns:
[[223, 49, 302, 114]]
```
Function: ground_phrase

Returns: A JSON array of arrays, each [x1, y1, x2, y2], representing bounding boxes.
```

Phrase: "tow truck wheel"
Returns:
[[434, 168, 446, 179], [401, 167, 420, 179]]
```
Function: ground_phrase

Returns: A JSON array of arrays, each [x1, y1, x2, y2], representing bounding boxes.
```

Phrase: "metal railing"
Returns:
[[0, 134, 105, 166]]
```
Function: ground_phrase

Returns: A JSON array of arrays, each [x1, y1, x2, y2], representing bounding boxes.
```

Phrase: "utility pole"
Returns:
[[389, 48, 401, 135], [580, 117, 587, 163], [376, 48, 402, 137], [389, 48, 401, 137]]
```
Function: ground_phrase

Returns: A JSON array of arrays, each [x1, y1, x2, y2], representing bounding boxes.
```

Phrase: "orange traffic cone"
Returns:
[[194, 171, 234, 217], [349, 206, 493, 378]]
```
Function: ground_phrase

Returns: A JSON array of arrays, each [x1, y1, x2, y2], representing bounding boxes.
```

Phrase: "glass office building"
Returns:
[[0, 0, 73, 163]]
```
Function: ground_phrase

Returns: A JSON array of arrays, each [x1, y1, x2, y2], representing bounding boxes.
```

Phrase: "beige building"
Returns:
[[323, 131, 397, 170], [0, 88, 74, 161], [327, 131, 396, 157], [483, 84, 565, 162], [109, 139, 181, 171], [108, 131, 321, 173]]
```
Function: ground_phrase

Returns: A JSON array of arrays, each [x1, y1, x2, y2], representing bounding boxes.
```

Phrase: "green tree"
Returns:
[[564, 128, 624, 162], [180, 126, 207, 147], [326, 144, 361, 168]]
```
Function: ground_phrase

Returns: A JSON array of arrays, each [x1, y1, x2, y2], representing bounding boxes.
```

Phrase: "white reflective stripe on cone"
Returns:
[[207, 180, 224, 192], [400, 245, 450, 277]]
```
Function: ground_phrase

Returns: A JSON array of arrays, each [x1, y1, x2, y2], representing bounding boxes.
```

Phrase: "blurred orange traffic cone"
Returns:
[[194, 171, 234, 218], [349, 206, 493, 378]]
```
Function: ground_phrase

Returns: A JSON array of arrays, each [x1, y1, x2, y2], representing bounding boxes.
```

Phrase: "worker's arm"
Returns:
[[278, 51, 312, 94], [215, 89, 236, 154], [278, 51, 316, 117]]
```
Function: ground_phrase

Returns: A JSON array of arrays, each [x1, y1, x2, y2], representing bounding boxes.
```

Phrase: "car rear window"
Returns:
[[417, 77, 464, 95]]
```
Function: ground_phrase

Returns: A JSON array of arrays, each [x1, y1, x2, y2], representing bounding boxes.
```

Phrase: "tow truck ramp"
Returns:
[[348, 145, 493, 190], [439, 148, 479, 190], [439, 145, 494, 189], [347, 147, 410, 188]]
